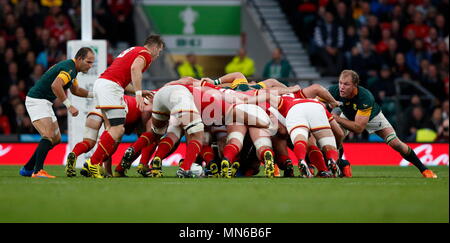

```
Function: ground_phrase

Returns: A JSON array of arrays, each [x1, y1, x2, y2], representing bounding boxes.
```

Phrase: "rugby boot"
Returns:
[[337, 159, 352, 178], [150, 156, 163, 177], [176, 167, 196, 178], [31, 169, 56, 178], [85, 159, 103, 178], [298, 160, 313, 178], [327, 159, 342, 177], [422, 169, 437, 178], [263, 151, 275, 178], [65, 152, 77, 177], [283, 161, 295, 177], [220, 159, 231, 178], [230, 161, 240, 177], [120, 147, 136, 170], [137, 163, 151, 177]]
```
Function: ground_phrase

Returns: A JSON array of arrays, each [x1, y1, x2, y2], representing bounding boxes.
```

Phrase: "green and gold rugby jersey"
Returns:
[[27, 59, 79, 102], [328, 84, 381, 121]]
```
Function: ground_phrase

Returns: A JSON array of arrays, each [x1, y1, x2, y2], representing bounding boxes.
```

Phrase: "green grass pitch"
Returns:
[[0, 165, 447, 223]]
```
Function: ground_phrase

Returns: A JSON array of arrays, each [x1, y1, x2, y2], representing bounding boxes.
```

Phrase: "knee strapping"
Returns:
[[184, 118, 204, 135], [253, 137, 272, 150], [317, 136, 337, 149], [83, 127, 99, 141], [167, 124, 183, 139], [226, 131, 245, 143], [290, 128, 309, 143], [385, 133, 398, 144]]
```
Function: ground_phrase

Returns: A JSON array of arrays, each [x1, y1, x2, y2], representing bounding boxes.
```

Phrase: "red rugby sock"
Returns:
[[181, 140, 202, 170]]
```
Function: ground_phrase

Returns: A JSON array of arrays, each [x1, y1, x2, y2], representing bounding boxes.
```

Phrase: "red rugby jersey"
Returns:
[[100, 46, 152, 88]]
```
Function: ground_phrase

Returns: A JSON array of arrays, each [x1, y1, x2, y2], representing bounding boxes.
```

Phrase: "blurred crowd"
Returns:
[[0, 0, 135, 135], [279, 0, 449, 142]]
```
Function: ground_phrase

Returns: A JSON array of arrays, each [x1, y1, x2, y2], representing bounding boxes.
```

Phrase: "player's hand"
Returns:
[[68, 106, 79, 117], [136, 94, 144, 111], [201, 77, 214, 84], [328, 101, 342, 109], [142, 90, 153, 99]]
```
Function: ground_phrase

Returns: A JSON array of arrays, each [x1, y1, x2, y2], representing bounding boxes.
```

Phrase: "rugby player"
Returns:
[[330, 70, 437, 178], [85, 35, 164, 178], [20, 47, 95, 178]]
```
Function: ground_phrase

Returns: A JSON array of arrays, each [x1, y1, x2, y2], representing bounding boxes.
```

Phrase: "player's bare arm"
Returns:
[[51, 77, 79, 117], [269, 85, 301, 95], [303, 84, 340, 108], [259, 78, 288, 88], [131, 56, 146, 111], [69, 81, 92, 98]]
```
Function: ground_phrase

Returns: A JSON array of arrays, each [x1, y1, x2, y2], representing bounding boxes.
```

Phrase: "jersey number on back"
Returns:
[[117, 47, 135, 58]]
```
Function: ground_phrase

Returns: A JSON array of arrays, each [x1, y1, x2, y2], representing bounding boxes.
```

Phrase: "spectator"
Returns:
[[422, 64, 445, 99], [403, 10, 430, 39], [367, 15, 382, 43], [442, 100, 449, 120], [375, 28, 392, 54], [434, 14, 448, 38], [343, 25, 359, 68], [350, 38, 381, 84], [13, 103, 34, 134], [295, 0, 319, 43], [424, 27, 440, 55], [177, 53, 204, 79], [403, 105, 434, 141], [18, 0, 43, 42], [262, 48, 291, 80], [435, 119, 449, 142], [371, 65, 396, 104], [405, 39, 431, 77], [381, 38, 399, 67], [311, 11, 344, 76], [225, 48, 255, 77], [5, 62, 20, 87], [335, 2, 354, 30], [36, 37, 63, 69], [1, 13, 18, 44], [108, 0, 136, 47], [431, 106, 443, 131], [392, 52, 413, 80], [0, 105, 11, 135], [27, 64, 44, 88], [354, 1, 370, 27], [49, 12, 75, 44]]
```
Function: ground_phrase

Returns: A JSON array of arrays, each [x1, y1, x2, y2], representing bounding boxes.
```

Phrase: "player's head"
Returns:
[[75, 47, 95, 74], [144, 35, 165, 60], [338, 69, 359, 98]]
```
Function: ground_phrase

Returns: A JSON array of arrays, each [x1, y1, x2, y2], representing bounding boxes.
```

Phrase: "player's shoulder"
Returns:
[[56, 59, 76, 70], [357, 86, 375, 107], [328, 84, 339, 96], [358, 86, 375, 100]]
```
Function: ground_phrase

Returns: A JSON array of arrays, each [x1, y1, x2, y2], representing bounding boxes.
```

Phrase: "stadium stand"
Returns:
[[0, 0, 448, 144]]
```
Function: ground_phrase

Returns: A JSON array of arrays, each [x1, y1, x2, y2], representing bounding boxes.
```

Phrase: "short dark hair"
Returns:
[[75, 47, 94, 59], [340, 69, 360, 85], [144, 35, 165, 48]]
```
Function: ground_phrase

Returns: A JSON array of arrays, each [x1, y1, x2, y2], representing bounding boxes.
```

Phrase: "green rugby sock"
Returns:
[[402, 147, 428, 173], [33, 138, 53, 173]]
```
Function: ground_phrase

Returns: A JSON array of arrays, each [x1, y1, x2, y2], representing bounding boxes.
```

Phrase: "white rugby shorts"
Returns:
[[25, 96, 57, 122], [93, 78, 126, 110], [286, 102, 331, 134], [152, 85, 198, 120]]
